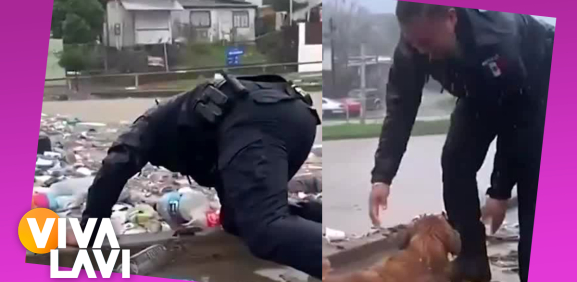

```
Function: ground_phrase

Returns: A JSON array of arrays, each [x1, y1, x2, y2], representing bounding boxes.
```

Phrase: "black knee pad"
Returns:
[[242, 227, 275, 260]]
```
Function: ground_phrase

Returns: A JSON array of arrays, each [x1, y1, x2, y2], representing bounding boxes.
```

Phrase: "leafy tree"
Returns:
[[51, 0, 104, 43], [62, 13, 93, 44], [58, 45, 91, 72]]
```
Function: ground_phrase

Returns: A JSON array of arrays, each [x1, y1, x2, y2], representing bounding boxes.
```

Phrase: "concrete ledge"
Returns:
[[324, 225, 408, 275], [25, 231, 310, 282], [324, 199, 519, 275]]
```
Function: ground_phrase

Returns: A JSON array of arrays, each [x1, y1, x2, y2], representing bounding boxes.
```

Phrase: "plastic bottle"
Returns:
[[31, 192, 59, 210], [157, 189, 220, 231], [114, 244, 172, 275]]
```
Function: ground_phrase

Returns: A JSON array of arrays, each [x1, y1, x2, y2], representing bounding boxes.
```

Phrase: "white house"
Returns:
[[173, 0, 258, 43], [104, 0, 184, 49], [104, 0, 257, 49]]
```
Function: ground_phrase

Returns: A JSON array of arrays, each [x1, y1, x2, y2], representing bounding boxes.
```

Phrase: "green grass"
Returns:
[[183, 43, 268, 68], [323, 119, 451, 141]]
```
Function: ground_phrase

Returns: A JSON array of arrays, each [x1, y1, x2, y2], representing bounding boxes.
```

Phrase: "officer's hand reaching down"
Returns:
[[369, 182, 390, 227], [481, 197, 509, 234]]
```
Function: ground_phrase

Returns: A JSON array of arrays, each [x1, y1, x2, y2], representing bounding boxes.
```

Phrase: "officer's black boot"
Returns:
[[451, 254, 492, 282], [450, 226, 491, 282]]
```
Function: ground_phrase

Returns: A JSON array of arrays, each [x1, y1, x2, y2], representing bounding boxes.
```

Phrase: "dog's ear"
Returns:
[[437, 216, 462, 255], [399, 223, 416, 250]]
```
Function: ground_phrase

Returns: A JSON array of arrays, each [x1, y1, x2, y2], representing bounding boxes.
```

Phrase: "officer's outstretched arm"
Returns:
[[81, 112, 157, 244], [371, 40, 427, 185], [486, 141, 517, 200]]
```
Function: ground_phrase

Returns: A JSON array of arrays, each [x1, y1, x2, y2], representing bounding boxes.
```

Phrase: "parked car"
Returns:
[[322, 98, 345, 117], [347, 88, 384, 111], [337, 98, 361, 117]]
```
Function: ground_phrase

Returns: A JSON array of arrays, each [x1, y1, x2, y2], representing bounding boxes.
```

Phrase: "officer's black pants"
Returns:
[[214, 97, 321, 278], [442, 49, 551, 282]]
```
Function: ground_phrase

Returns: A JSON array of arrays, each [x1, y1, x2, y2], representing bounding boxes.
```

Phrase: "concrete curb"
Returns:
[[325, 200, 519, 272], [324, 225, 409, 274]]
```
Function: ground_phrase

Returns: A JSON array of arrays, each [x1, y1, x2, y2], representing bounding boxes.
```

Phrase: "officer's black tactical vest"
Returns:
[[145, 75, 318, 188]]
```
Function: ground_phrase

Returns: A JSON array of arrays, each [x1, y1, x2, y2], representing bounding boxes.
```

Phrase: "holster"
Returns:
[[191, 73, 321, 126]]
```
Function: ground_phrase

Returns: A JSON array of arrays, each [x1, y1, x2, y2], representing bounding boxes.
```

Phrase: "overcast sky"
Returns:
[[339, 0, 557, 26]]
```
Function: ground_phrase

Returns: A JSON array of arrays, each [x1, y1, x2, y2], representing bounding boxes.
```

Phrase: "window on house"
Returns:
[[190, 11, 211, 28], [233, 11, 250, 28]]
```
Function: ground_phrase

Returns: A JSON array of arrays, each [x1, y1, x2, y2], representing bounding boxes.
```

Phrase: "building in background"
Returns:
[[292, 0, 321, 23], [173, 0, 258, 43], [297, 22, 321, 73], [104, 0, 184, 49], [45, 38, 66, 86], [104, 0, 257, 49]]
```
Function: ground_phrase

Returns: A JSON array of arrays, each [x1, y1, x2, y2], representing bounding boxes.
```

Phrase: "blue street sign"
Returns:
[[226, 46, 245, 66]]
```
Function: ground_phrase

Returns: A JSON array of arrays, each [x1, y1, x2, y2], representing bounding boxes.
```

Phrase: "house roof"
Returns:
[[178, 0, 257, 9], [292, 0, 321, 20], [120, 0, 184, 11]]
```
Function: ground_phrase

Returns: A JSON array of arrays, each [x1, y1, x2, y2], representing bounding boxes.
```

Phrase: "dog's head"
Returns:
[[400, 213, 462, 258]]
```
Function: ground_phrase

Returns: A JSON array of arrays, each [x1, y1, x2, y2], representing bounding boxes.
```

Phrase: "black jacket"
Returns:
[[82, 77, 315, 223], [371, 8, 555, 185]]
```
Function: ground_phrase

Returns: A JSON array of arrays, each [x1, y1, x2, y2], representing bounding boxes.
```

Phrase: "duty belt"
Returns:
[[194, 71, 319, 125]]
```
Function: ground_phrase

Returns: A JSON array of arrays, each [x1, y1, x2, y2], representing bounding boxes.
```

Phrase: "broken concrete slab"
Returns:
[[26, 231, 318, 282]]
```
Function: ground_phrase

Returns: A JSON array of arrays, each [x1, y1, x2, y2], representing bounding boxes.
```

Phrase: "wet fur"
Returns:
[[323, 214, 461, 282]]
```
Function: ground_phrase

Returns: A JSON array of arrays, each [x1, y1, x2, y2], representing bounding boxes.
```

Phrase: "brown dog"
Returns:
[[323, 214, 461, 282]]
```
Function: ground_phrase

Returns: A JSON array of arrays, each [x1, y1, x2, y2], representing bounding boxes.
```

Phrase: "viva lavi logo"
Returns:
[[18, 208, 131, 278]]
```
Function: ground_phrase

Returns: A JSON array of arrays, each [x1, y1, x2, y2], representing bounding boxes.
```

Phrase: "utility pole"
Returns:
[[330, 17, 337, 97], [163, 42, 169, 72], [103, 16, 109, 72], [360, 44, 367, 125], [289, 0, 293, 25]]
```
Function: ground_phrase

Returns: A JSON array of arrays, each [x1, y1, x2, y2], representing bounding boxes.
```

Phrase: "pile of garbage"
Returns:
[[34, 113, 322, 236], [487, 223, 521, 275]]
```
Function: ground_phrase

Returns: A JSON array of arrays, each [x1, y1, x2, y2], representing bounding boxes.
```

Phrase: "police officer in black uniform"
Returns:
[[78, 73, 323, 279], [368, 2, 554, 282]]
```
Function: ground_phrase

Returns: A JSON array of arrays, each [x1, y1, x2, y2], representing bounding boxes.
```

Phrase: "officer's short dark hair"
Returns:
[[396, 1, 453, 24]]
